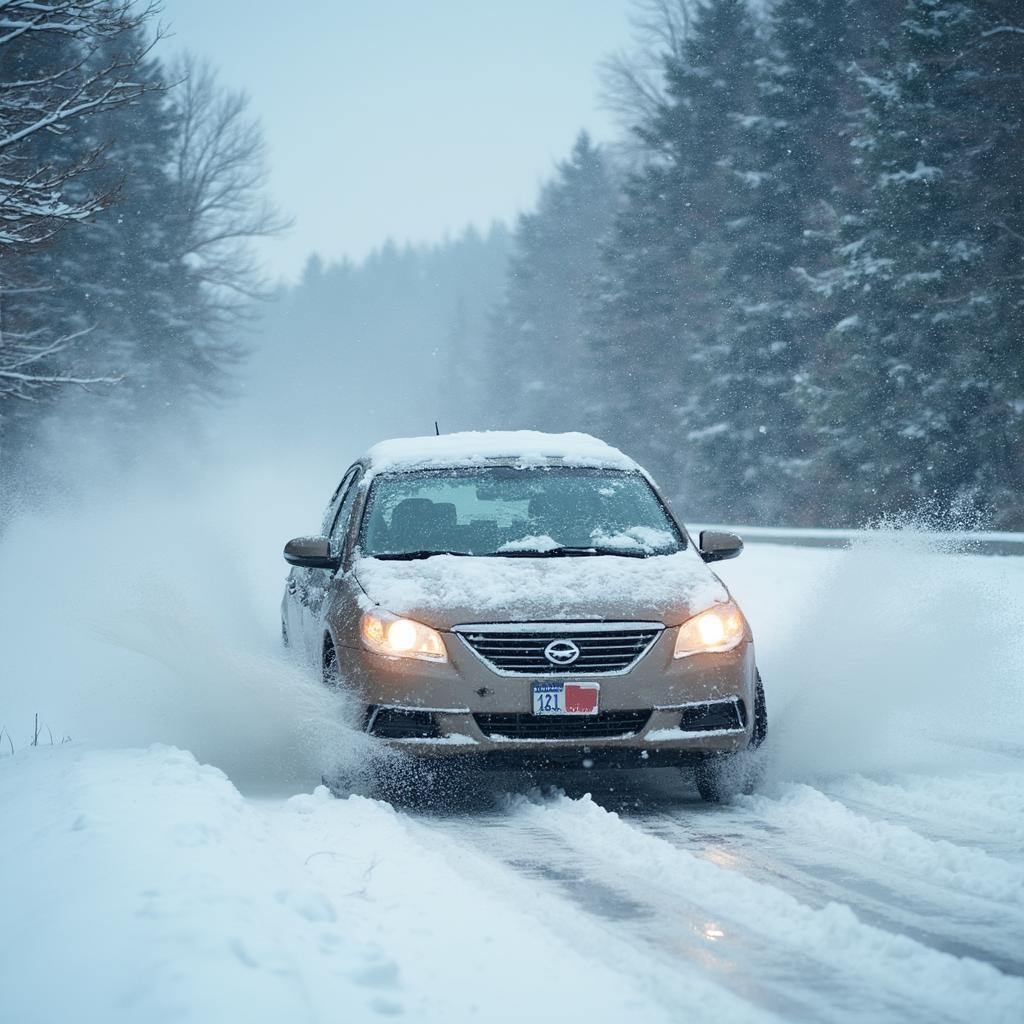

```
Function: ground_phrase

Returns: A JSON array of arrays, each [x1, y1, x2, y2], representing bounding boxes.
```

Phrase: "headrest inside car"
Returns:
[[390, 497, 436, 532]]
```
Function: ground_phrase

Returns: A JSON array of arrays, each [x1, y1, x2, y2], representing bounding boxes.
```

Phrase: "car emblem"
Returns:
[[544, 639, 580, 666]]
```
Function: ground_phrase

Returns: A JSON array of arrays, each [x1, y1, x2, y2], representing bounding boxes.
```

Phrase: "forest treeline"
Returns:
[[235, 227, 512, 462], [485, 0, 1023, 528], [2, 1, 1021, 528], [263, 0, 1023, 528]]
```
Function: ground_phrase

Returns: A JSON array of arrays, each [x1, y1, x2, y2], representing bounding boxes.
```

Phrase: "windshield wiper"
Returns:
[[372, 550, 471, 560], [374, 546, 672, 560], [495, 545, 652, 558], [589, 546, 656, 558]]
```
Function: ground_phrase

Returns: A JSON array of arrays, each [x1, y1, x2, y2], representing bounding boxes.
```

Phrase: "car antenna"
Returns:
[[434, 420, 440, 436]]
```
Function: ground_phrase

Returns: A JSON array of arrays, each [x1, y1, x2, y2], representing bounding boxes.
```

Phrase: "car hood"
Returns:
[[353, 550, 728, 630]]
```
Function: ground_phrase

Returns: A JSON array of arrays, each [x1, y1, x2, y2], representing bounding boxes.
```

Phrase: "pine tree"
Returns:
[[700, 0, 858, 522], [591, 0, 763, 511], [808, 0, 1024, 526], [487, 132, 615, 431]]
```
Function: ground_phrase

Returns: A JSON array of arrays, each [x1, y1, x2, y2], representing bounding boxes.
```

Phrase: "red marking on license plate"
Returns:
[[564, 683, 599, 714]]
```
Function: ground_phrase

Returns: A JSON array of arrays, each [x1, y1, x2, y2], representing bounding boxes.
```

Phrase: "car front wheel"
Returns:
[[694, 672, 766, 803], [322, 638, 342, 688]]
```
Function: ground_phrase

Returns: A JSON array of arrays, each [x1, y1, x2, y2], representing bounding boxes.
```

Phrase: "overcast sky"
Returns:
[[159, 1, 635, 281]]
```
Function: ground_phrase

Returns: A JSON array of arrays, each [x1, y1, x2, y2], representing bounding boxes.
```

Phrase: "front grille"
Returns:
[[678, 699, 746, 731], [474, 709, 652, 740], [367, 708, 440, 739], [455, 622, 662, 676]]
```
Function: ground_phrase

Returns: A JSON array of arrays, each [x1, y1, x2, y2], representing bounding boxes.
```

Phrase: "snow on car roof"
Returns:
[[364, 430, 640, 473]]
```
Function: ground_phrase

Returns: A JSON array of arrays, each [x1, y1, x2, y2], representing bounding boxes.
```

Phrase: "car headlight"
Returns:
[[673, 601, 746, 658], [360, 610, 448, 662]]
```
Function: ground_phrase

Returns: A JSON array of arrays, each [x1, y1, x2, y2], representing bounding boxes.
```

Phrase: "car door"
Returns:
[[287, 466, 357, 660], [303, 466, 362, 658]]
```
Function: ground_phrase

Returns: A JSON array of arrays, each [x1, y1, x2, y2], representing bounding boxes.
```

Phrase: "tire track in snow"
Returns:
[[737, 784, 1024, 905], [818, 772, 1024, 864], [411, 811, 807, 1022], [274, 792, 779, 1024], [640, 784, 1024, 976], [430, 786, 1024, 1024]]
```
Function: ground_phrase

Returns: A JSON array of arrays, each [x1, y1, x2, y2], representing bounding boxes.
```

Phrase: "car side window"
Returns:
[[321, 466, 357, 536], [328, 468, 363, 559]]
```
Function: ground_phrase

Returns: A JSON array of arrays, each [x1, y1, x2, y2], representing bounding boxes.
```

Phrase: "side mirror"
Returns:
[[699, 530, 743, 563], [283, 536, 339, 570]]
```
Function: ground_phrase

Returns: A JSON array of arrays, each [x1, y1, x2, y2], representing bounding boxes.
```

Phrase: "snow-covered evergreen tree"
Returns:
[[808, 0, 1024, 525], [700, 0, 861, 521], [487, 132, 615, 431], [591, 0, 763, 511]]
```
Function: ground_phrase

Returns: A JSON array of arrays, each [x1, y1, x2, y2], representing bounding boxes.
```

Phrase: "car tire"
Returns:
[[367, 753, 484, 809], [694, 671, 767, 803], [751, 671, 767, 748], [322, 638, 341, 689]]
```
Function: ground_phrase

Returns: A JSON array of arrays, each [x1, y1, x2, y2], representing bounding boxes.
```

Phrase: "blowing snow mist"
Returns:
[[721, 530, 1024, 783]]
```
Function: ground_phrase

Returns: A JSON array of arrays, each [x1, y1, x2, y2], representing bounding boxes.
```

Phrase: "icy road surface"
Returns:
[[2, 513, 1023, 1022]]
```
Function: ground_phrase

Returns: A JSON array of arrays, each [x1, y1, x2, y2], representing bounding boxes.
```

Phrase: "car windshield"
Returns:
[[359, 467, 685, 558]]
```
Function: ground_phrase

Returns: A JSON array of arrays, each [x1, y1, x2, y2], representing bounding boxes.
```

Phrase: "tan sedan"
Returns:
[[282, 431, 765, 801]]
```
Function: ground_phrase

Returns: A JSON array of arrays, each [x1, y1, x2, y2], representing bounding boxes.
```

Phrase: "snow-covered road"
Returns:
[[4, 743, 1022, 1023], [3, 502, 1023, 1022]]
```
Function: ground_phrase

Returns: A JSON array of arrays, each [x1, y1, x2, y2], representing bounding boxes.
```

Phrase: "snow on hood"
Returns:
[[354, 549, 727, 630], [364, 430, 639, 474]]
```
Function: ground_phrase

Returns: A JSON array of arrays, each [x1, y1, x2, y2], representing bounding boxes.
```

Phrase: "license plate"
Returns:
[[532, 682, 600, 715]]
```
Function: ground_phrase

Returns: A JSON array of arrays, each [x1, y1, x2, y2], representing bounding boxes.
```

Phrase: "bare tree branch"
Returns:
[[599, 0, 695, 134], [166, 54, 290, 323], [0, 1, 162, 403]]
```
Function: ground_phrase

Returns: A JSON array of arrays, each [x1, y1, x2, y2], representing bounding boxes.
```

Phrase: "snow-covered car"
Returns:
[[282, 431, 765, 800]]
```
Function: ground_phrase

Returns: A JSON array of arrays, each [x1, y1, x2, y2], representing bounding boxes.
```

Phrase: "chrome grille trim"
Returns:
[[452, 621, 664, 676]]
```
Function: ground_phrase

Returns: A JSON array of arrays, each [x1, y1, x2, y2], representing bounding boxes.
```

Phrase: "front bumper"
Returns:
[[338, 630, 758, 766], [376, 706, 749, 769], [395, 744, 730, 771]]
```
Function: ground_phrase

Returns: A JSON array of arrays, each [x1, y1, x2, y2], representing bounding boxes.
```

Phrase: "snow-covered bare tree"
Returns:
[[1, 40, 285, 497], [95, 53, 291, 414], [0, 0, 160, 405], [600, 0, 697, 136], [168, 55, 289, 335]]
